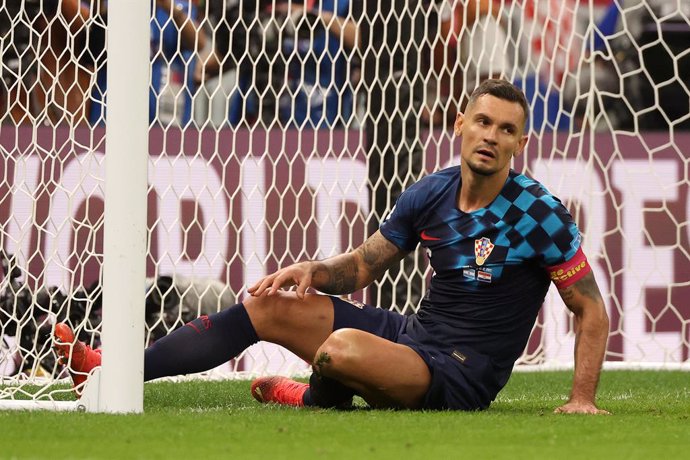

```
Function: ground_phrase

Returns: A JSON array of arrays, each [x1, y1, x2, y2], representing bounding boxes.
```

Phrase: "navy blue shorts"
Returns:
[[330, 296, 498, 410]]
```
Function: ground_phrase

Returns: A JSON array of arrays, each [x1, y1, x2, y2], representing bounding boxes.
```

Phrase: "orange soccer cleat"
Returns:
[[251, 376, 308, 407], [53, 323, 102, 396]]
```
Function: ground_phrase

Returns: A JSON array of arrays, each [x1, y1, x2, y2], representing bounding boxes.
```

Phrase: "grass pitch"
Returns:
[[1, 371, 688, 459]]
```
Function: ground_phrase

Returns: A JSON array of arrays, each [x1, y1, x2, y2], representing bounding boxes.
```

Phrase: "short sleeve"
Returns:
[[379, 188, 420, 251], [538, 197, 582, 267]]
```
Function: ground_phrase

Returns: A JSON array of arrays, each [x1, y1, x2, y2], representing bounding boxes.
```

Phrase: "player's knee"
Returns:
[[243, 292, 308, 337], [244, 292, 287, 322], [243, 295, 279, 335], [312, 328, 360, 376]]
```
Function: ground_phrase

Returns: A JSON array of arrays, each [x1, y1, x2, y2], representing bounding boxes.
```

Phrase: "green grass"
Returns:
[[1, 371, 689, 459]]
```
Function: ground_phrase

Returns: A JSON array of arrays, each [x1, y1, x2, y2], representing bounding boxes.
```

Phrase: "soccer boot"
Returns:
[[251, 376, 308, 407], [53, 323, 102, 396]]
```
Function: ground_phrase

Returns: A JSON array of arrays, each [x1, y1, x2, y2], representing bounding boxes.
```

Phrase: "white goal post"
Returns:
[[97, 0, 148, 414], [0, 0, 689, 413]]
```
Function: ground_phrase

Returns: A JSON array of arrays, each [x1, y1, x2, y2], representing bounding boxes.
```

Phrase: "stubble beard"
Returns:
[[465, 158, 498, 177]]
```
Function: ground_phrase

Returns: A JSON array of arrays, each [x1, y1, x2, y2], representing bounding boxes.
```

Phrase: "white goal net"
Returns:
[[0, 0, 688, 408]]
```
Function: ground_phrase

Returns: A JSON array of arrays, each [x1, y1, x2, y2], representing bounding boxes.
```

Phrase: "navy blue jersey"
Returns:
[[380, 166, 581, 386]]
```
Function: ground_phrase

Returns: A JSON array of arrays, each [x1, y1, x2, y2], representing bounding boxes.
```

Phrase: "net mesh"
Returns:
[[0, 0, 689, 403]]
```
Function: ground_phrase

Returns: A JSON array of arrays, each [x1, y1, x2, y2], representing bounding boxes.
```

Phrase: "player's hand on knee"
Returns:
[[247, 262, 314, 299], [554, 400, 611, 415]]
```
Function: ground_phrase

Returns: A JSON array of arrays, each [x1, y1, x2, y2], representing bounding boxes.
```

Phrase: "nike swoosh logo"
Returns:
[[420, 230, 441, 241]]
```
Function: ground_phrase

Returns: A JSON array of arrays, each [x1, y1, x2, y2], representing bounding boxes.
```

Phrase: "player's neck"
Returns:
[[458, 168, 508, 213]]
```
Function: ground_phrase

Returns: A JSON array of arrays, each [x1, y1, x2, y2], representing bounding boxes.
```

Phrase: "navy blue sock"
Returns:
[[144, 303, 259, 381], [303, 372, 355, 408]]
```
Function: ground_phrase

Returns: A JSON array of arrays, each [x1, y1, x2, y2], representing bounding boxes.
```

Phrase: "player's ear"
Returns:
[[454, 113, 464, 137], [513, 134, 529, 157]]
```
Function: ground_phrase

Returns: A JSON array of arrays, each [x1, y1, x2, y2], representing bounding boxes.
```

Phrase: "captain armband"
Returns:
[[546, 246, 592, 289]]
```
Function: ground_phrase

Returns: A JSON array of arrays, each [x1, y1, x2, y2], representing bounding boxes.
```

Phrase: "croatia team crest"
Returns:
[[474, 237, 495, 266]]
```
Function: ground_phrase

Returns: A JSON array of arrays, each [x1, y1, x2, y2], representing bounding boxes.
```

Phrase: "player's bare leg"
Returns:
[[245, 292, 431, 408], [251, 327, 431, 408], [311, 328, 431, 409], [242, 291, 336, 362], [245, 290, 431, 408], [244, 292, 343, 407]]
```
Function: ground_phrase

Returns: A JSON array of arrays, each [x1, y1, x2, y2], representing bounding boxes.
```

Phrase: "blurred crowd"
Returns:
[[1, 0, 689, 132]]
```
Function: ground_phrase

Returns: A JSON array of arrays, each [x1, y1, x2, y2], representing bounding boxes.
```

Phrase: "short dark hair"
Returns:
[[467, 79, 529, 125]]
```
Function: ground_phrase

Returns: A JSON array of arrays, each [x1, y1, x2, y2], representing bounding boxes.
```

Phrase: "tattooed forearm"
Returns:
[[312, 258, 359, 295], [327, 262, 358, 294], [310, 231, 405, 294]]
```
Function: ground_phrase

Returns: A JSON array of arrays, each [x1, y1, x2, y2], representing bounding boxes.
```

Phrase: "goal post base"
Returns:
[[77, 367, 102, 413], [0, 369, 102, 412]]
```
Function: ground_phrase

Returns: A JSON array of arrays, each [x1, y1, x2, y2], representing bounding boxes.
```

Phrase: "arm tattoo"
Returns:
[[572, 272, 603, 303], [314, 259, 358, 295], [560, 272, 602, 307], [359, 235, 400, 279], [560, 287, 576, 303], [315, 232, 405, 294]]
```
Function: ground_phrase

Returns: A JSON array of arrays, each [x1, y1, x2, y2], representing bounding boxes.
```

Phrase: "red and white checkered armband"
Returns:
[[546, 246, 592, 289]]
